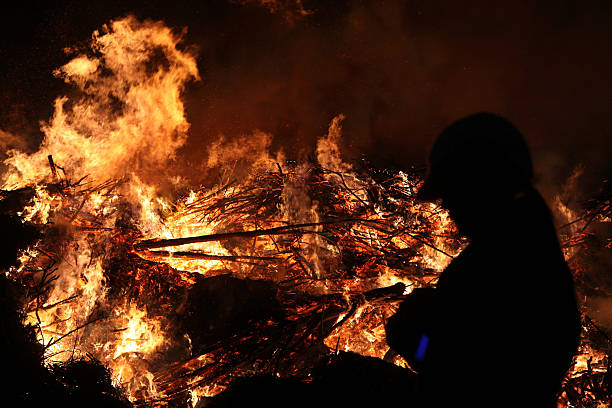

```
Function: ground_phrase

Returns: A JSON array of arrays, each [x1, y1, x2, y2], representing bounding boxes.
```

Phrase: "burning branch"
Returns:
[[134, 219, 366, 250], [139, 250, 284, 264]]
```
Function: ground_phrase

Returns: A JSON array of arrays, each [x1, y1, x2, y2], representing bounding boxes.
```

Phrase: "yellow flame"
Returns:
[[2, 15, 198, 189]]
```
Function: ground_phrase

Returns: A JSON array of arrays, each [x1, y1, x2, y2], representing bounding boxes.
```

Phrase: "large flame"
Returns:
[[2, 15, 199, 401], [3, 15, 198, 189]]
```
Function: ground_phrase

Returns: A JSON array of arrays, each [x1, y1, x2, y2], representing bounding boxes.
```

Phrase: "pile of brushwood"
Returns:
[[1, 163, 610, 407], [557, 180, 611, 407], [0, 203, 130, 407]]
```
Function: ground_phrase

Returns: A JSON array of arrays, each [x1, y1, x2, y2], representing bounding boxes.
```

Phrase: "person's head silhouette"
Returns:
[[418, 113, 534, 237]]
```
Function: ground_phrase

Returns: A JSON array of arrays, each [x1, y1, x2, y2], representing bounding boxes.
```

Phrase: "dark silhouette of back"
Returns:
[[385, 113, 581, 407]]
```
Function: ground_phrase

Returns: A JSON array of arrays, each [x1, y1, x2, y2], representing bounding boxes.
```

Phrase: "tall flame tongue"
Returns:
[[3, 15, 198, 189], [2, 15, 198, 401]]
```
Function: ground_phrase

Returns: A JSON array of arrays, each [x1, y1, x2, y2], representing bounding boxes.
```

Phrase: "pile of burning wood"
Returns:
[[1, 151, 609, 407]]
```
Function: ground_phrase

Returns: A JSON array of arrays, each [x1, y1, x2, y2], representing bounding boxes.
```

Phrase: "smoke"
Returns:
[[206, 130, 281, 177], [174, 0, 612, 188], [230, 0, 313, 23], [590, 297, 612, 334], [0, 129, 29, 157]]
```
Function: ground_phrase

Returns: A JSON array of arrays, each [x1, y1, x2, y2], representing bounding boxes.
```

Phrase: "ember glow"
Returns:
[[1, 15, 609, 408]]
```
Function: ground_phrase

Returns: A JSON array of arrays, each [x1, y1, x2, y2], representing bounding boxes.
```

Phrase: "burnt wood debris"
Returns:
[[0, 156, 609, 407]]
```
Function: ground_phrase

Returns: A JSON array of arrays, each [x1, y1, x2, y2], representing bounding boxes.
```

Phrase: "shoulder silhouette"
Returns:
[[386, 112, 581, 407]]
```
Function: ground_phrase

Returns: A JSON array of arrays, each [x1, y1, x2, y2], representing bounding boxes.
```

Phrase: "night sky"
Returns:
[[1, 0, 611, 198]]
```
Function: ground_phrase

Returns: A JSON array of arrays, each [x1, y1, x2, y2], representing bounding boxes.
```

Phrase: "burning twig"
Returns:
[[43, 315, 107, 352], [39, 294, 79, 310], [139, 250, 285, 263], [48, 155, 58, 180]]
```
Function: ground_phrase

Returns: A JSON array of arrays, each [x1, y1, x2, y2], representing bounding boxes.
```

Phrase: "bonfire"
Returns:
[[0, 16, 609, 407]]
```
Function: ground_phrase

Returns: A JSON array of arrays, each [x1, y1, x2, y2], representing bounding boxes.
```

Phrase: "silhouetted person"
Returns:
[[385, 113, 581, 407]]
